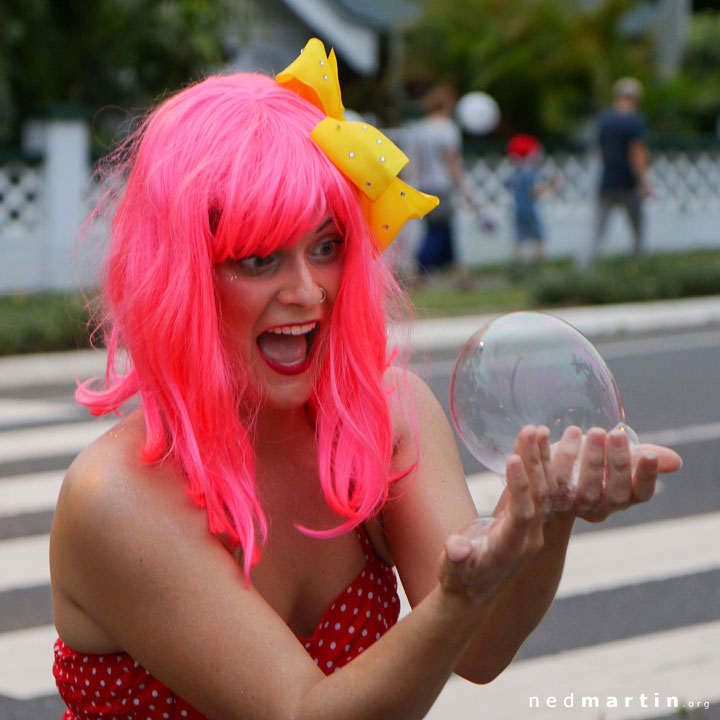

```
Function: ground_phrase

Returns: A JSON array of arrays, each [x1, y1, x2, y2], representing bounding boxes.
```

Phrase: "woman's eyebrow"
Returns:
[[315, 218, 334, 233]]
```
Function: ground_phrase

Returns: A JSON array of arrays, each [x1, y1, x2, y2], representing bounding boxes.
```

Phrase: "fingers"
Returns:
[[513, 425, 550, 517], [445, 534, 473, 563], [574, 430, 677, 522], [604, 429, 633, 508], [631, 452, 659, 503], [641, 443, 682, 474], [550, 425, 583, 510], [505, 454, 540, 535], [575, 428, 607, 516]]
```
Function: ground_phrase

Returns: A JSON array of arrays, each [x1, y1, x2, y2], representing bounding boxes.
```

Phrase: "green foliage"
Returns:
[[405, 0, 653, 138], [531, 251, 720, 306], [643, 11, 720, 137], [0, 0, 242, 146], [0, 291, 94, 355], [411, 281, 531, 318], [406, 1, 719, 140]]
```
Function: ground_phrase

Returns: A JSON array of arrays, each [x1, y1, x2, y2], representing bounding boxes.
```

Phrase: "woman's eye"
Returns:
[[238, 254, 277, 275], [312, 237, 344, 260]]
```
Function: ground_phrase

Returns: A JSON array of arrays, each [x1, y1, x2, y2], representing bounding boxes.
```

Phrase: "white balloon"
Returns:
[[456, 91, 500, 135]]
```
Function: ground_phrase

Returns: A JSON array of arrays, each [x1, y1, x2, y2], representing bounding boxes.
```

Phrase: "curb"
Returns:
[[391, 295, 720, 354]]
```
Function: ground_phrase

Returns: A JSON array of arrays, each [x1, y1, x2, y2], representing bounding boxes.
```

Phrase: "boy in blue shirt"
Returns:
[[506, 134, 561, 265]]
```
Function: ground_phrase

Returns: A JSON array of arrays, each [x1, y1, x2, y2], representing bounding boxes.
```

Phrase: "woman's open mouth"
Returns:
[[256, 321, 319, 376]]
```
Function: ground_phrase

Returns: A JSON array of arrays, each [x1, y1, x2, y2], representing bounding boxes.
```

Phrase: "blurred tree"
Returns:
[[643, 10, 720, 138], [0, 0, 243, 148], [405, 0, 654, 140]]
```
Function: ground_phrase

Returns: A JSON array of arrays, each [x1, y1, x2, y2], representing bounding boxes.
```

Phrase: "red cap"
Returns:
[[507, 134, 541, 158]]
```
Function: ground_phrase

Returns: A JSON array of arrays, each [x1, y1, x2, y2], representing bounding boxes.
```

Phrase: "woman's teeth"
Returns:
[[268, 322, 317, 336]]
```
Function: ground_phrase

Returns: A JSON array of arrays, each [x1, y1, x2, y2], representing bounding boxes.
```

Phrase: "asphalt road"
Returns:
[[1, 327, 719, 719]]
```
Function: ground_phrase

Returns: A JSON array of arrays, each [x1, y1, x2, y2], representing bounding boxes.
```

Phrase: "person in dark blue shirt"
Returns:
[[579, 77, 650, 269]]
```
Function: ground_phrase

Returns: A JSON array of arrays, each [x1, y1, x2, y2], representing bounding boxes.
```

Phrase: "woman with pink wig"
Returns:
[[49, 40, 680, 720]]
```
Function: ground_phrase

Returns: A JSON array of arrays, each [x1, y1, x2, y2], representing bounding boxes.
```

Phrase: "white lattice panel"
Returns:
[[0, 163, 44, 233]]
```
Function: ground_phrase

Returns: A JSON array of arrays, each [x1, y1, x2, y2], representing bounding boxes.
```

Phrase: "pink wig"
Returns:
[[78, 72, 414, 579]]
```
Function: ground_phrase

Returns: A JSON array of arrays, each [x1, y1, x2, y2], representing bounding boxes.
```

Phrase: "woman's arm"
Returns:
[[383, 371, 681, 684]]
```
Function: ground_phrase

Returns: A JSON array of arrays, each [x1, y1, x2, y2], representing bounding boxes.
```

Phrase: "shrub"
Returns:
[[0, 291, 93, 356], [531, 251, 720, 306]]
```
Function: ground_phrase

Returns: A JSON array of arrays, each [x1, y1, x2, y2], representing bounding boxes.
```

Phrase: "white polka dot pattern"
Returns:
[[297, 526, 400, 674], [54, 639, 206, 719]]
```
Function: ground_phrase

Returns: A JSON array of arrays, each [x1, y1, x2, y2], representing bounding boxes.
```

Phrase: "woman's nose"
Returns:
[[276, 260, 324, 307]]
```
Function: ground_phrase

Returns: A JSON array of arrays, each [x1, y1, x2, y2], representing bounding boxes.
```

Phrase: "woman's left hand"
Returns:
[[547, 425, 682, 522]]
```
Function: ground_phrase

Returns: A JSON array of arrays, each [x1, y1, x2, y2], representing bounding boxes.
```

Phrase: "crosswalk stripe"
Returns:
[[0, 350, 108, 391], [0, 624, 58, 700], [558, 511, 720, 598], [0, 419, 115, 464], [0, 472, 63, 518], [0, 535, 50, 592], [642, 420, 720, 447], [0, 398, 80, 426], [426, 619, 720, 720], [466, 470, 503, 514]]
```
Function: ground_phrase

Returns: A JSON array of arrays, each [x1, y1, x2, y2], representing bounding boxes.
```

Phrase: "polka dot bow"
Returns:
[[276, 38, 439, 252]]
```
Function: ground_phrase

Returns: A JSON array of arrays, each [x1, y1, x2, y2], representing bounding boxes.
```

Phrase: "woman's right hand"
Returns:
[[438, 425, 554, 605]]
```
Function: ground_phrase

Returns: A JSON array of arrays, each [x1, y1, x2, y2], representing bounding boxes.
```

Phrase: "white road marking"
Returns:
[[558, 511, 720, 598], [0, 535, 50, 592], [0, 399, 79, 426], [0, 625, 58, 700], [642, 421, 720, 448], [426, 619, 720, 719], [0, 419, 116, 463], [0, 350, 108, 390], [0, 472, 63, 518]]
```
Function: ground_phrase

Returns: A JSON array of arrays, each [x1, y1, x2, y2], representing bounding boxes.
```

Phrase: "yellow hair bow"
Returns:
[[276, 38, 439, 252]]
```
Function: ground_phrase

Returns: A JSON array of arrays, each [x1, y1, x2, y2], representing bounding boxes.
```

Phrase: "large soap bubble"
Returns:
[[450, 312, 638, 482]]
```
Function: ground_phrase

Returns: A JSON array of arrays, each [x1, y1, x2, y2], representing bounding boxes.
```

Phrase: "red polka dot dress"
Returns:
[[298, 525, 400, 673], [54, 526, 400, 719]]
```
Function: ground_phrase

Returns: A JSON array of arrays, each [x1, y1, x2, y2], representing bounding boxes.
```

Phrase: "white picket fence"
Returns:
[[2, 121, 720, 294]]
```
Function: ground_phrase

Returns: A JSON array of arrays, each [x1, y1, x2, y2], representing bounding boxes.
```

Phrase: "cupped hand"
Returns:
[[565, 425, 682, 522], [438, 424, 682, 603], [439, 425, 551, 604]]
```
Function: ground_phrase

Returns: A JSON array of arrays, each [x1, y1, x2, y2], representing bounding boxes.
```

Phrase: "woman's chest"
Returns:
[[251, 520, 368, 637]]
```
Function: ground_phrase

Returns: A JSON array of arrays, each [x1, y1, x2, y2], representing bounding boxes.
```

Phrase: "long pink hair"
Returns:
[[78, 72, 414, 579]]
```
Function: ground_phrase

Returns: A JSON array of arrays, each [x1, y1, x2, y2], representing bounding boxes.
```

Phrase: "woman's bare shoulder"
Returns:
[[51, 409, 210, 594], [56, 410, 187, 523], [383, 365, 446, 443]]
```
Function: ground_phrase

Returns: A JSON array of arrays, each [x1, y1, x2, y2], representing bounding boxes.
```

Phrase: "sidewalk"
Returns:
[[1, 295, 720, 388], [391, 294, 720, 355]]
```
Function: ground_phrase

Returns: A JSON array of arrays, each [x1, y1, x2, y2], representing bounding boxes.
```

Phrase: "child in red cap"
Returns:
[[506, 134, 562, 265]]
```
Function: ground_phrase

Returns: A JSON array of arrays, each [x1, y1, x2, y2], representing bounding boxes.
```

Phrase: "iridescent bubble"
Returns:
[[449, 312, 638, 484]]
